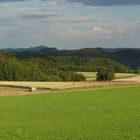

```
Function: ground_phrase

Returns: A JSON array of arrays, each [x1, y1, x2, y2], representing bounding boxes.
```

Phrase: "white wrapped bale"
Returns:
[[30, 87, 37, 92]]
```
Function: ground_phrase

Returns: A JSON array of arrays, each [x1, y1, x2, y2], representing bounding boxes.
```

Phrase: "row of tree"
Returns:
[[23, 56, 131, 73], [0, 57, 86, 81], [0, 53, 136, 82]]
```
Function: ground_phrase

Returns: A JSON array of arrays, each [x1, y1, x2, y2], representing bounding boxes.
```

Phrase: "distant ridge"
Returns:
[[0, 45, 58, 52], [104, 48, 140, 53], [1, 46, 140, 69]]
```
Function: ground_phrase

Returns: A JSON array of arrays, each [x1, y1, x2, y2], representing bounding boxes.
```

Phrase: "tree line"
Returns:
[[0, 53, 135, 82], [0, 57, 86, 81]]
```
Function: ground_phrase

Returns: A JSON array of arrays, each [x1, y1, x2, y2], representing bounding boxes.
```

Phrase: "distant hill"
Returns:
[[112, 49, 140, 69], [1, 46, 140, 69], [104, 48, 129, 53], [0, 45, 58, 52], [53, 48, 111, 58]]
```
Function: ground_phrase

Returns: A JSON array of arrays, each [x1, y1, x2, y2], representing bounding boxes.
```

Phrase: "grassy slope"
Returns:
[[0, 86, 140, 139]]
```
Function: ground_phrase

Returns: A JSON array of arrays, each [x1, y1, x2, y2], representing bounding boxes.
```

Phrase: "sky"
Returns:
[[0, 0, 140, 49]]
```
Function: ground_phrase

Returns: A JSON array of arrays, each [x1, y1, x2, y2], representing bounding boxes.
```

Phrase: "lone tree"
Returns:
[[96, 68, 115, 81]]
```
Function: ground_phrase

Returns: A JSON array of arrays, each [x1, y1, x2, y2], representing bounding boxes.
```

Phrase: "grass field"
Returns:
[[78, 72, 137, 81], [1, 86, 140, 139]]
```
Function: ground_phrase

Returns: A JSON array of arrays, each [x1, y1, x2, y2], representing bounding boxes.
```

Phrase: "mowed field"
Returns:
[[1, 86, 140, 139]]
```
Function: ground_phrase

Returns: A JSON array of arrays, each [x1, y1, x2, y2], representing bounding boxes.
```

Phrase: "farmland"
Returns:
[[0, 73, 139, 93], [1, 0, 140, 139], [0, 74, 139, 97], [0, 85, 140, 139], [0, 75, 140, 139], [0, 80, 139, 91]]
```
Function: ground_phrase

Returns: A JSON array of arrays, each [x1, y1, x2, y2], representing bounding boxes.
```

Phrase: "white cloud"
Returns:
[[57, 26, 112, 38], [91, 27, 111, 35]]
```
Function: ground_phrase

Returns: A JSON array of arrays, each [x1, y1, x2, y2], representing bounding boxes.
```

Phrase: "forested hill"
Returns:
[[1, 47, 111, 59], [112, 49, 140, 69], [1, 46, 140, 70]]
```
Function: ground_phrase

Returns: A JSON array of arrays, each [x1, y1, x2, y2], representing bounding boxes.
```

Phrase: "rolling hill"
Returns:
[[1, 46, 140, 70]]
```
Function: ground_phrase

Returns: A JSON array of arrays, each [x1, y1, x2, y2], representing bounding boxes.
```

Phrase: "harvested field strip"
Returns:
[[0, 81, 140, 90]]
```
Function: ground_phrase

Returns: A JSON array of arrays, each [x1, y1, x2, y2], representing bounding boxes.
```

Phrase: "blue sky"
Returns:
[[0, 0, 140, 49]]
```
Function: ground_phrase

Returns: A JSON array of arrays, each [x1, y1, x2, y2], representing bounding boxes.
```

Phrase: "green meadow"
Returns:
[[1, 86, 140, 140]]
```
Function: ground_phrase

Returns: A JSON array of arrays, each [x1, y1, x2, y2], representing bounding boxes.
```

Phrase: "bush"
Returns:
[[96, 68, 115, 81], [59, 71, 86, 81]]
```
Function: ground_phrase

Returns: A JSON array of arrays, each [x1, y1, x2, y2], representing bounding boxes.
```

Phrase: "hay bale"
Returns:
[[30, 87, 37, 92]]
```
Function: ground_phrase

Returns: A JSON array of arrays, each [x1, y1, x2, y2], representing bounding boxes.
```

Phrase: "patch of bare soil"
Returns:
[[0, 86, 49, 96], [115, 75, 140, 82]]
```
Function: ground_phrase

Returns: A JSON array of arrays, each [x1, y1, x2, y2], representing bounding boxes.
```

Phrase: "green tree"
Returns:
[[96, 68, 115, 81]]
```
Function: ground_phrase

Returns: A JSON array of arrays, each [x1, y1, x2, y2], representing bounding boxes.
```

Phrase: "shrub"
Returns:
[[59, 71, 86, 81], [96, 68, 115, 81]]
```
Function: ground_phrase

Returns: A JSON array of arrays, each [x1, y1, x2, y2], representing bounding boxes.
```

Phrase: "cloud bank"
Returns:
[[0, 0, 140, 49], [1, 0, 140, 6], [0, 0, 27, 3], [67, 0, 140, 6]]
